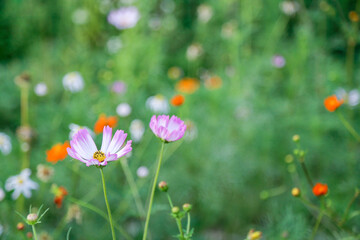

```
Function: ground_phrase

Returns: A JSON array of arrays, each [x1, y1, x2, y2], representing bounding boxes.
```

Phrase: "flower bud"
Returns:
[[284, 154, 293, 164], [182, 203, 192, 212], [247, 229, 262, 240], [292, 134, 300, 143], [158, 181, 168, 192], [291, 187, 300, 197], [26, 213, 38, 224], [26, 232, 33, 238], [17, 222, 25, 231], [15, 73, 31, 87], [171, 206, 180, 214]]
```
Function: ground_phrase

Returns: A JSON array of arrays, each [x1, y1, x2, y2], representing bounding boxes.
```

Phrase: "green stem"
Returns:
[[337, 111, 360, 142], [100, 168, 116, 240], [175, 218, 185, 240], [311, 211, 324, 240], [166, 193, 174, 208], [299, 157, 314, 188], [31, 225, 38, 240], [69, 197, 131, 240], [143, 141, 165, 240], [186, 213, 191, 236], [340, 189, 360, 226], [120, 158, 146, 218]]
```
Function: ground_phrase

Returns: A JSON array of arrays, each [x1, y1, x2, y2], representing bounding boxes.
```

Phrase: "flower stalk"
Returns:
[[336, 111, 360, 142], [143, 141, 165, 240], [100, 168, 116, 240]]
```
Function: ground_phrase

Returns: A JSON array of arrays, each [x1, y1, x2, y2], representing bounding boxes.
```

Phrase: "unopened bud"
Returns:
[[284, 154, 293, 164], [291, 187, 301, 197], [247, 229, 262, 240], [171, 206, 180, 214], [182, 203, 192, 212], [158, 181, 168, 192], [26, 232, 33, 238], [17, 222, 25, 231], [292, 134, 300, 143], [26, 213, 38, 224]]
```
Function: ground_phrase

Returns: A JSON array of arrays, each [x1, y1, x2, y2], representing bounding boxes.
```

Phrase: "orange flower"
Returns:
[[349, 11, 359, 22], [171, 94, 185, 106], [204, 76, 223, 90], [46, 141, 70, 164], [324, 95, 343, 112], [94, 114, 117, 134], [175, 78, 200, 94], [52, 185, 68, 208], [312, 183, 328, 196]]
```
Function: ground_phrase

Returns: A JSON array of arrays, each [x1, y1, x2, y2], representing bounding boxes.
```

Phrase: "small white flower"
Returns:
[[36, 164, 54, 183], [0, 188, 5, 201], [136, 166, 149, 178], [348, 89, 360, 106], [72, 9, 89, 25], [116, 103, 132, 117], [184, 120, 198, 142], [186, 43, 203, 61], [146, 95, 169, 114], [107, 6, 140, 30], [69, 123, 95, 139], [129, 119, 145, 142], [62, 72, 84, 93], [5, 169, 39, 200], [197, 4, 213, 23], [107, 37, 123, 54], [280, 1, 300, 16], [34, 82, 48, 96], [0, 133, 11, 155]]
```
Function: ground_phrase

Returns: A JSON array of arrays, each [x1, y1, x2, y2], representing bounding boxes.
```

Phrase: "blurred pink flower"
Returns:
[[67, 126, 132, 167], [149, 115, 186, 142], [272, 55, 286, 68], [108, 7, 140, 30], [111, 81, 127, 94]]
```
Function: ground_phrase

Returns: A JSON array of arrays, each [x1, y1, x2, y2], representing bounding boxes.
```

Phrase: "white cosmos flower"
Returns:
[[69, 123, 95, 139], [34, 82, 48, 96], [72, 9, 89, 25], [116, 103, 132, 117], [129, 119, 145, 142], [348, 89, 360, 107], [0, 133, 11, 155], [136, 166, 149, 178], [186, 43, 203, 61], [107, 6, 140, 30], [0, 188, 5, 201], [63, 72, 84, 93], [280, 1, 300, 16], [5, 169, 39, 200], [197, 4, 213, 23], [146, 95, 169, 114]]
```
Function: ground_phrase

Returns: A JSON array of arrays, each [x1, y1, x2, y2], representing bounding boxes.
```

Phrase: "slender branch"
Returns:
[[299, 156, 314, 188], [340, 189, 360, 226], [186, 213, 191, 236], [337, 111, 360, 142], [100, 168, 116, 240], [143, 141, 165, 240], [31, 225, 38, 240], [120, 158, 146, 218]]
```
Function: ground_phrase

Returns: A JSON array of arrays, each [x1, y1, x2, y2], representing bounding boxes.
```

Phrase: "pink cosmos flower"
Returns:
[[149, 115, 186, 142], [107, 7, 140, 30], [67, 126, 132, 167]]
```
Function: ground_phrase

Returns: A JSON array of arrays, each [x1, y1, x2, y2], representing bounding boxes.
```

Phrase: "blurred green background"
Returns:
[[1, 0, 360, 239]]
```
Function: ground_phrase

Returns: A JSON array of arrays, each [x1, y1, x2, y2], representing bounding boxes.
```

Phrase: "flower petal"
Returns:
[[107, 130, 127, 154], [100, 126, 113, 153], [116, 140, 132, 158]]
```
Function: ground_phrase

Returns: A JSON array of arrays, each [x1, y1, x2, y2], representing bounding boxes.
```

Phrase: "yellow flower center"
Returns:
[[93, 151, 106, 162]]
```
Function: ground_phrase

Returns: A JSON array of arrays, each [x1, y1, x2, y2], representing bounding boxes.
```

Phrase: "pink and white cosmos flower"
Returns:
[[149, 115, 186, 142], [67, 126, 132, 167]]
